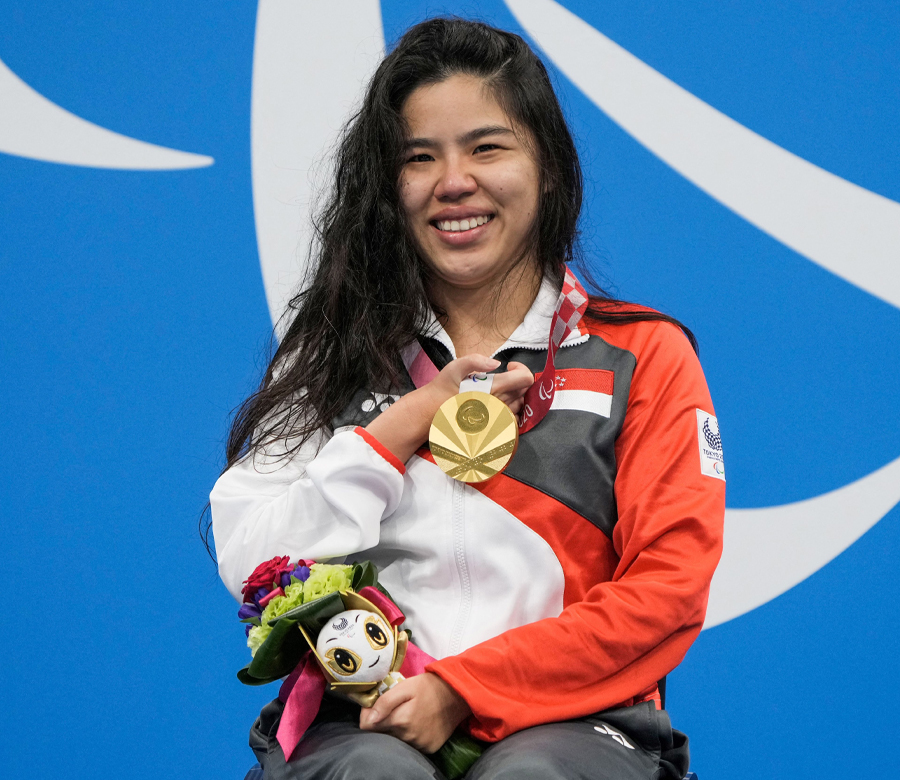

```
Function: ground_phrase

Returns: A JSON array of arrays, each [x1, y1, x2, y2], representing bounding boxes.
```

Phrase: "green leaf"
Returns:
[[268, 590, 344, 631], [351, 560, 379, 590], [432, 733, 485, 780], [236, 666, 276, 686], [239, 592, 347, 686], [243, 619, 310, 684]]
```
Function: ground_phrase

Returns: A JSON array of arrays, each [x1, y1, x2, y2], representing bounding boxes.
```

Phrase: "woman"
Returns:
[[210, 17, 724, 780]]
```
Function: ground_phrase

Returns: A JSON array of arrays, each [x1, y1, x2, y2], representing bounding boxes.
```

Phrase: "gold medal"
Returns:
[[429, 390, 518, 483]]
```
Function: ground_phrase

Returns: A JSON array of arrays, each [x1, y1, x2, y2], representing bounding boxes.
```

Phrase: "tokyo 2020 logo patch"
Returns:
[[697, 410, 725, 482]]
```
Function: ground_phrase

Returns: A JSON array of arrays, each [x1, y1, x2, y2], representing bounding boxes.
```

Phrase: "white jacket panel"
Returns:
[[210, 428, 405, 600], [357, 454, 565, 658]]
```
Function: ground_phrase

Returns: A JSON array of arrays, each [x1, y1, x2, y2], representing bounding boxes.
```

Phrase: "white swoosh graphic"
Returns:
[[706, 455, 900, 628], [505, 0, 900, 311], [0, 58, 213, 170], [251, 0, 384, 327]]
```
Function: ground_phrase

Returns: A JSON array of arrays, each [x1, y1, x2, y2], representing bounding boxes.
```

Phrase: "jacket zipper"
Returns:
[[448, 479, 472, 655], [490, 333, 590, 360], [442, 335, 589, 654]]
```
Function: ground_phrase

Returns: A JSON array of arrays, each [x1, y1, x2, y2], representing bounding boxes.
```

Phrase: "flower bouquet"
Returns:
[[237, 556, 483, 778]]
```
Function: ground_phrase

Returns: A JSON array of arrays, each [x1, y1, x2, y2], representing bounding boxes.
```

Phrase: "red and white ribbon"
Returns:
[[518, 269, 588, 433]]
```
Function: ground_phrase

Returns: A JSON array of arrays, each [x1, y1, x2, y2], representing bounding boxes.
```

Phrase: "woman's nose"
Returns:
[[434, 157, 476, 201]]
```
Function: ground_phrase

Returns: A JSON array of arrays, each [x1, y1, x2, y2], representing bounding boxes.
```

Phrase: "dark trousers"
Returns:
[[250, 696, 690, 779]]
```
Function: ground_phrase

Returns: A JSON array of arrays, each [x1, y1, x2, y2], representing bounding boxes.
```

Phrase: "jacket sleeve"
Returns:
[[210, 426, 406, 602], [427, 322, 725, 741]]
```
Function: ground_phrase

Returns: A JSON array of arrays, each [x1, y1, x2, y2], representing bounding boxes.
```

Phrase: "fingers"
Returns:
[[439, 354, 501, 387], [431, 357, 533, 410], [359, 673, 469, 754], [491, 361, 534, 406], [506, 397, 525, 415], [359, 681, 413, 730], [360, 695, 426, 749]]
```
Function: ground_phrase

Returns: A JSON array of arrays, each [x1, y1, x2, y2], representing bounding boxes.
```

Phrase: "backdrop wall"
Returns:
[[2, 2, 898, 778]]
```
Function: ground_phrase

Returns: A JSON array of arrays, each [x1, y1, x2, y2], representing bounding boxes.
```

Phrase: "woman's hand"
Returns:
[[488, 360, 533, 415], [416, 354, 505, 413], [418, 356, 534, 415], [358, 672, 471, 753], [365, 355, 533, 463]]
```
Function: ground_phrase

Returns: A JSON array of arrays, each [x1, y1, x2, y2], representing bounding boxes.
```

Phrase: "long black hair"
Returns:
[[200, 18, 695, 557]]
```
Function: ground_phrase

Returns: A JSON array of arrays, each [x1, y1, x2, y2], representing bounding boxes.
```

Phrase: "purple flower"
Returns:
[[238, 603, 262, 620], [280, 571, 292, 588], [253, 587, 270, 608], [245, 624, 252, 637], [292, 565, 311, 582]]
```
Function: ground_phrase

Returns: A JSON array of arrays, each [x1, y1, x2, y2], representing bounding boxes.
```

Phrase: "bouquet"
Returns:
[[239, 557, 354, 659], [236, 556, 483, 778]]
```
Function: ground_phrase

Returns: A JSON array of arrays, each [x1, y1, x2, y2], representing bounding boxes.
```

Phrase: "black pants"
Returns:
[[250, 696, 690, 779]]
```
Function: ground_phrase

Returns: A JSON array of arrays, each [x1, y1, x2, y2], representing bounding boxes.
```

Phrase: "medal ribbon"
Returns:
[[402, 267, 589, 435]]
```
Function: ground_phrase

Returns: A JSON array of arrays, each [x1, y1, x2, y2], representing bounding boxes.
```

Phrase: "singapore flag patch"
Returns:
[[696, 410, 725, 481], [536, 368, 614, 418]]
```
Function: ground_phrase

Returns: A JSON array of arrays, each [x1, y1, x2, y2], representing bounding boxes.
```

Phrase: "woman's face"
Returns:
[[399, 74, 541, 296]]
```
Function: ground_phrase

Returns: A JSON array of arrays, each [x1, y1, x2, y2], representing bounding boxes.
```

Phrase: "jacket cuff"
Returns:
[[354, 426, 406, 475]]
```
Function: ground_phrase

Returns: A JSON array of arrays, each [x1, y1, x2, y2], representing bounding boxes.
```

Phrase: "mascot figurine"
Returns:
[[303, 590, 409, 707]]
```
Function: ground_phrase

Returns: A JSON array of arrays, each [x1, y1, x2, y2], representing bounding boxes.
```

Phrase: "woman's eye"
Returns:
[[406, 153, 433, 163], [364, 617, 389, 649], [474, 143, 500, 153], [325, 647, 361, 676]]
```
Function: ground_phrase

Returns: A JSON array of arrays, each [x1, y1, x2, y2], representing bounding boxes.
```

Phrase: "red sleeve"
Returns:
[[427, 321, 725, 741]]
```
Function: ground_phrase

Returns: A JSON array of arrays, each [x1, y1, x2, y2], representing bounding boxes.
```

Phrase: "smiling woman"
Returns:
[[400, 74, 542, 357], [209, 17, 723, 780]]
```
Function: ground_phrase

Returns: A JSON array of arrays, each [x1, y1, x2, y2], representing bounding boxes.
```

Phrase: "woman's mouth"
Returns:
[[432, 214, 494, 233]]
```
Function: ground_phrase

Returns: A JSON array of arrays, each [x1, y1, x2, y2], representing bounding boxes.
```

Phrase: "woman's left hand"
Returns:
[[490, 360, 533, 415], [359, 672, 471, 753]]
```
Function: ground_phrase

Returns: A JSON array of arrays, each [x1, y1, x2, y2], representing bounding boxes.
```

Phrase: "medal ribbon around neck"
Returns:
[[402, 269, 589, 482], [516, 269, 589, 434]]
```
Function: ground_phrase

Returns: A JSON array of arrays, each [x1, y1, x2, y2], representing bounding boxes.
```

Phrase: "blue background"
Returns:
[[1, 2, 898, 777]]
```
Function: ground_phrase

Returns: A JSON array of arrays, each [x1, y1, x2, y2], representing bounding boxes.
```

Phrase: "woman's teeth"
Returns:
[[435, 215, 493, 232]]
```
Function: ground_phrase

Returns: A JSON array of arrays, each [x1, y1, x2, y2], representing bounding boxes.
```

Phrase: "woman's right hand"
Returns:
[[366, 354, 533, 464]]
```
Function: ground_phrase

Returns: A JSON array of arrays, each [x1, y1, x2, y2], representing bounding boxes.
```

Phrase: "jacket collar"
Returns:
[[420, 277, 588, 359]]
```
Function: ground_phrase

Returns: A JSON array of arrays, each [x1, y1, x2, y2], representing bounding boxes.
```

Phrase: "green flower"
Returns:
[[247, 624, 272, 657], [260, 582, 305, 625], [282, 581, 305, 610], [303, 563, 353, 603]]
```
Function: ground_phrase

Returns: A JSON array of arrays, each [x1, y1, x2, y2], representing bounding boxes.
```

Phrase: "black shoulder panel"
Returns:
[[331, 376, 416, 431], [498, 336, 636, 539]]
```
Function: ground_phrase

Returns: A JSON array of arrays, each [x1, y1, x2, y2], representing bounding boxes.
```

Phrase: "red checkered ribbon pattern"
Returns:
[[518, 268, 588, 433], [402, 267, 589, 434]]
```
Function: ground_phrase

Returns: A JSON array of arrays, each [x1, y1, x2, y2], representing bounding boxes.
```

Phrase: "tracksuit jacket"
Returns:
[[210, 278, 726, 742]]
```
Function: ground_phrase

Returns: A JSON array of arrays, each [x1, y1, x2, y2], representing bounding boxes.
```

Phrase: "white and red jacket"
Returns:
[[210, 279, 725, 742]]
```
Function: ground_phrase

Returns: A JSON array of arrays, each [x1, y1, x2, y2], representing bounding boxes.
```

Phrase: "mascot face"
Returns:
[[315, 609, 395, 683]]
